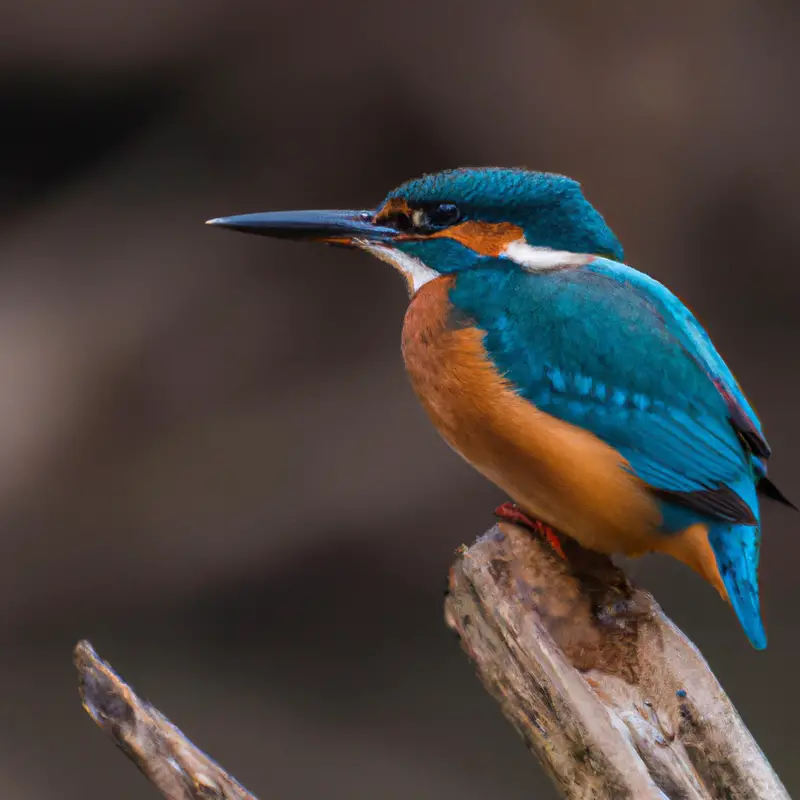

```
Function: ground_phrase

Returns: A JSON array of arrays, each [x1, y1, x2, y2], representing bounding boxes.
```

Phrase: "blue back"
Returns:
[[449, 258, 757, 515]]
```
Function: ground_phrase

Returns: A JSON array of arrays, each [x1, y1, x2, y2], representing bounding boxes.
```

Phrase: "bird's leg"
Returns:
[[493, 502, 567, 561]]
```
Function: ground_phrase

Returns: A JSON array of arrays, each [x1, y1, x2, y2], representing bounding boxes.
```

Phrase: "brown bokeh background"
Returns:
[[1, 2, 798, 797]]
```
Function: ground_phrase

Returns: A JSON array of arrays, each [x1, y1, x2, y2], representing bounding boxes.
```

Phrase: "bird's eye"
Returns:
[[425, 202, 461, 228]]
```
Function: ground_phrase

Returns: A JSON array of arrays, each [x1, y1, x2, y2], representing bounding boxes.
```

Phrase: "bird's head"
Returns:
[[208, 167, 623, 293]]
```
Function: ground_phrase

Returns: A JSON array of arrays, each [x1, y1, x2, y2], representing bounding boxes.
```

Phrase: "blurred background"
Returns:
[[0, 1, 798, 797]]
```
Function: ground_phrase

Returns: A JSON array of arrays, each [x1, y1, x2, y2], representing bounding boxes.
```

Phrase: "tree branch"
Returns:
[[445, 522, 790, 799], [74, 640, 257, 800], [74, 521, 789, 799]]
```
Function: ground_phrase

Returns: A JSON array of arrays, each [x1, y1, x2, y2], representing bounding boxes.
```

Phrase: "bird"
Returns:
[[207, 167, 793, 650]]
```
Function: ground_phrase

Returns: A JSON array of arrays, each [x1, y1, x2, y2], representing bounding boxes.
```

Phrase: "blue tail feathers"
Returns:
[[708, 522, 766, 649]]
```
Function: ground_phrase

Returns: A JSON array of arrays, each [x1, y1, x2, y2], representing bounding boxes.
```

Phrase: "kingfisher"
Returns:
[[208, 167, 793, 649]]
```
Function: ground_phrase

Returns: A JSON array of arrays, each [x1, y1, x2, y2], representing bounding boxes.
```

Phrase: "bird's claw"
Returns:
[[494, 502, 567, 561]]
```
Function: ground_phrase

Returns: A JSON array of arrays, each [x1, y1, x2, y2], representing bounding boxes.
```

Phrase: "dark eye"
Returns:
[[425, 202, 461, 227]]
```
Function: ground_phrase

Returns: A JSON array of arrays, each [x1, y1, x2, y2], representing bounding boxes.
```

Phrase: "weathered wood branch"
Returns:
[[74, 522, 789, 800], [445, 522, 790, 799], [74, 641, 257, 800]]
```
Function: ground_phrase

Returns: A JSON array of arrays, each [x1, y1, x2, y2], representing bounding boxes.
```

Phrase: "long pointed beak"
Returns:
[[205, 209, 398, 245]]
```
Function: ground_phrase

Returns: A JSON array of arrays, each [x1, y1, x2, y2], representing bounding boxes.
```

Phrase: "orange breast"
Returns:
[[401, 277, 665, 556]]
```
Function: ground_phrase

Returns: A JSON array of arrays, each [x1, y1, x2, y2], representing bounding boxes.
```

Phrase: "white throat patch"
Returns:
[[357, 241, 440, 294], [501, 238, 592, 271]]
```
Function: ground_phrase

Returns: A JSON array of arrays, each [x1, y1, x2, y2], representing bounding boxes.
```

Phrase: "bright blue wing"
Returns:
[[449, 258, 761, 522], [638, 273, 771, 470]]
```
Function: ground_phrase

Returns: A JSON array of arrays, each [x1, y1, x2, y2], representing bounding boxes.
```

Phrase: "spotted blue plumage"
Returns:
[[449, 258, 768, 648]]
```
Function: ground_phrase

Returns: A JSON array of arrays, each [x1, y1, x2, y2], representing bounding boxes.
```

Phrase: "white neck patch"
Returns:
[[356, 240, 439, 295], [501, 238, 592, 271]]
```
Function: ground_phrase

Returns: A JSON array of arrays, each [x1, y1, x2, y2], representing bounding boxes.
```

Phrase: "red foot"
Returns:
[[494, 502, 567, 561]]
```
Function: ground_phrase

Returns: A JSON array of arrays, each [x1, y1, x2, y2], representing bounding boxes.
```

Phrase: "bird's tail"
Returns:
[[708, 522, 766, 649]]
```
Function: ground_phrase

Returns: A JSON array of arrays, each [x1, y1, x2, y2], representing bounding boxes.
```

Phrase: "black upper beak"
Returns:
[[206, 209, 398, 243]]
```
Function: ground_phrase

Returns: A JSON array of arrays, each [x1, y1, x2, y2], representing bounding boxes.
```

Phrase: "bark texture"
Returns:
[[75, 641, 257, 800], [444, 523, 789, 800]]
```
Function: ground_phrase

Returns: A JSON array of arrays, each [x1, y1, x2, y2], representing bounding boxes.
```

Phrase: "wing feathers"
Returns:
[[451, 260, 771, 528], [652, 485, 757, 525]]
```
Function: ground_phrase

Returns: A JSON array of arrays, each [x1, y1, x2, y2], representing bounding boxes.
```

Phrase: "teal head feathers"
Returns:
[[381, 168, 623, 269], [207, 167, 623, 291]]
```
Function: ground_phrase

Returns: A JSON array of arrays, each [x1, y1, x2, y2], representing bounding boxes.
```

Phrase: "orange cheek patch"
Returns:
[[432, 221, 524, 256], [374, 197, 412, 222]]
